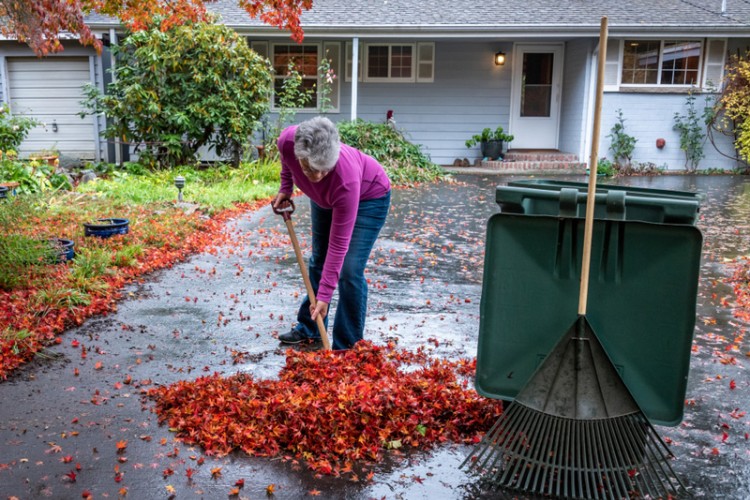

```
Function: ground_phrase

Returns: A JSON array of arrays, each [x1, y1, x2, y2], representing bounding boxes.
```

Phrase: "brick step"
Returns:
[[504, 151, 580, 162], [481, 160, 587, 173]]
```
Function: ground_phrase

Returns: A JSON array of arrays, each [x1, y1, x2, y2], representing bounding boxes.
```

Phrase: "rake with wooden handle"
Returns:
[[461, 17, 687, 498], [273, 199, 331, 351]]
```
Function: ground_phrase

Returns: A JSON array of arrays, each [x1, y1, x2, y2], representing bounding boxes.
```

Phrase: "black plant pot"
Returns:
[[480, 140, 504, 160], [0, 186, 7, 200], [84, 218, 130, 238], [50, 238, 75, 263]]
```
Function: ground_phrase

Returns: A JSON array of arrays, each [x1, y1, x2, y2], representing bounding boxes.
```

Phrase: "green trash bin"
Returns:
[[476, 184, 703, 426], [497, 180, 703, 225]]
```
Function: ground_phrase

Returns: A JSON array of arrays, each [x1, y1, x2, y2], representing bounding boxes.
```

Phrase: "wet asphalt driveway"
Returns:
[[1, 173, 749, 499]]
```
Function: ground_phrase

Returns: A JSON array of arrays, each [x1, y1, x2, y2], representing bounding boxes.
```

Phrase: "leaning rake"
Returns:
[[462, 16, 687, 499]]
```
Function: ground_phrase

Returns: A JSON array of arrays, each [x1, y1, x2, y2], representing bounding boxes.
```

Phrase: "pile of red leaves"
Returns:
[[150, 341, 503, 476]]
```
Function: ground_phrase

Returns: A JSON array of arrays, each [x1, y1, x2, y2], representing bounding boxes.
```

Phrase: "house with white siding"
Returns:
[[1, 0, 749, 170]]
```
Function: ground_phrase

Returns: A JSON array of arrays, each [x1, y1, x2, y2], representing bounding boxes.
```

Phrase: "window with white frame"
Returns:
[[272, 44, 319, 109], [621, 40, 702, 86], [346, 42, 434, 83], [366, 44, 415, 82]]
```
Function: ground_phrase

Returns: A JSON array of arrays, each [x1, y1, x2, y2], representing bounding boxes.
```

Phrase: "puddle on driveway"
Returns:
[[1, 174, 749, 499]]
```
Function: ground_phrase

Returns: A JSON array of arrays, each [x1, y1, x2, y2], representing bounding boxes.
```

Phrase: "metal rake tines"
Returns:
[[461, 405, 687, 499]]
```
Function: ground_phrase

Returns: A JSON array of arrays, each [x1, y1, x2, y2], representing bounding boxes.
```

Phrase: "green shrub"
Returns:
[[336, 120, 444, 184], [81, 18, 271, 168], [607, 109, 637, 169], [0, 104, 38, 152], [709, 50, 750, 167], [673, 91, 711, 172], [596, 157, 615, 176], [0, 150, 72, 194]]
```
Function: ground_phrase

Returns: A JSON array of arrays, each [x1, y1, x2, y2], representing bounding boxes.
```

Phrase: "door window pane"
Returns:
[[521, 53, 553, 117]]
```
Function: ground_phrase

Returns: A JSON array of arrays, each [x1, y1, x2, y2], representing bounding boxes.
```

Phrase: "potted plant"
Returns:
[[465, 126, 514, 160], [29, 146, 60, 167]]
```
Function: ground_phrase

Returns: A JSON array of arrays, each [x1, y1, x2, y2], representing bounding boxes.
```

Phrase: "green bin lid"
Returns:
[[475, 213, 703, 426], [497, 182, 702, 225], [508, 178, 706, 203]]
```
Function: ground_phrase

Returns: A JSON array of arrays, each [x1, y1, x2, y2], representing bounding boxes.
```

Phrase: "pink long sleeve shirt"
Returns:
[[278, 125, 391, 303]]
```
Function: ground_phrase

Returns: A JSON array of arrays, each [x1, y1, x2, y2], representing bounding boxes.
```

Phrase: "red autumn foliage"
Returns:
[[0, 198, 271, 379], [0, 0, 313, 57], [150, 341, 504, 476]]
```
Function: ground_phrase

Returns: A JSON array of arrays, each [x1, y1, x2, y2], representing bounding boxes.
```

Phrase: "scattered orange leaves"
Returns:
[[0, 197, 272, 379]]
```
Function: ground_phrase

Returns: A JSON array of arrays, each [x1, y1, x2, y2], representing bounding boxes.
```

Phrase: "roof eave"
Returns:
[[229, 23, 750, 39], [82, 21, 750, 39]]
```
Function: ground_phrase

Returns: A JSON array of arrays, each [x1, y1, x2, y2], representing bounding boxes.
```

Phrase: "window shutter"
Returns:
[[250, 41, 269, 61], [322, 42, 341, 112], [416, 42, 435, 83], [345, 42, 363, 82], [603, 38, 620, 90], [703, 39, 727, 90]]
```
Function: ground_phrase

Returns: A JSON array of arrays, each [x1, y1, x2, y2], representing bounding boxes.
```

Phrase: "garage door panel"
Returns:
[[7, 58, 89, 73], [13, 102, 88, 115], [22, 139, 96, 150], [25, 125, 94, 142], [11, 87, 87, 99], [8, 57, 96, 159], [21, 115, 94, 126], [9, 70, 90, 83]]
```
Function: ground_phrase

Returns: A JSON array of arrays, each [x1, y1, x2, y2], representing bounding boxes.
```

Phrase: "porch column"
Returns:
[[350, 37, 359, 121]]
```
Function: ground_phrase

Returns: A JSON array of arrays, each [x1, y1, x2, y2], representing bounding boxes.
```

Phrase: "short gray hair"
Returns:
[[294, 117, 341, 172]]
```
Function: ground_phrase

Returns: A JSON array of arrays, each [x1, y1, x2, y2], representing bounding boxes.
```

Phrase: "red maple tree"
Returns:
[[0, 0, 313, 56]]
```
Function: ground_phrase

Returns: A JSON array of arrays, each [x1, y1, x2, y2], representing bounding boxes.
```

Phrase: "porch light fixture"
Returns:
[[494, 51, 506, 66], [174, 175, 185, 202]]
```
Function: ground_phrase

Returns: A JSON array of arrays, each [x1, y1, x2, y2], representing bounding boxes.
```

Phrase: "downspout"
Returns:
[[109, 28, 120, 165], [582, 42, 597, 167], [91, 55, 102, 162], [351, 37, 359, 121]]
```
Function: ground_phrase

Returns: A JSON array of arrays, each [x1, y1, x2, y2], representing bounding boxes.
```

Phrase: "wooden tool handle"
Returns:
[[285, 219, 332, 350], [578, 16, 608, 316]]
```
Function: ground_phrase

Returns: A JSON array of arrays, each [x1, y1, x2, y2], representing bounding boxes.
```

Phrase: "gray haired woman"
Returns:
[[272, 117, 391, 350]]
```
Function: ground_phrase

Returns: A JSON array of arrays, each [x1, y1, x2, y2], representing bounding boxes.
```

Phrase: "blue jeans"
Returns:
[[293, 191, 391, 349]]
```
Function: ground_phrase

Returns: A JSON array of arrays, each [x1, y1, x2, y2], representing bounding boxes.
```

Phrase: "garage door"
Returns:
[[7, 57, 96, 159]]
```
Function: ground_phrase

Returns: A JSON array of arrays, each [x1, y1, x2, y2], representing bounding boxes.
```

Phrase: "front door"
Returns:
[[510, 44, 564, 149]]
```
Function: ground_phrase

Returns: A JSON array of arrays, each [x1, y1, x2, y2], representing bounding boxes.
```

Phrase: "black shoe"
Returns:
[[278, 329, 310, 344]]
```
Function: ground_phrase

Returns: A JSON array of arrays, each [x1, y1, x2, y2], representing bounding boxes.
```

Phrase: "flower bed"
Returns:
[[0, 198, 270, 379]]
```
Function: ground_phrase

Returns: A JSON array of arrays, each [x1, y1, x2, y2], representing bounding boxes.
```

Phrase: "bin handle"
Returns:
[[605, 191, 626, 221]]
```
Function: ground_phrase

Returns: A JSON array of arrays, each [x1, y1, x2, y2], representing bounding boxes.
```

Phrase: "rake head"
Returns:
[[462, 317, 687, 499]]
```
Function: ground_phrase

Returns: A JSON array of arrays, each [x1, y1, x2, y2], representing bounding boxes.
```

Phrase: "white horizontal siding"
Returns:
[[601, 92, 734, 170], [7, 56, 95, 159], [336, 40, 514, 164]]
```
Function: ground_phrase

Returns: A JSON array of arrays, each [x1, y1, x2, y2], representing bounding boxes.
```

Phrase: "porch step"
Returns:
[[482, 150, 586, 174], [504, 150, 580, 162]]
